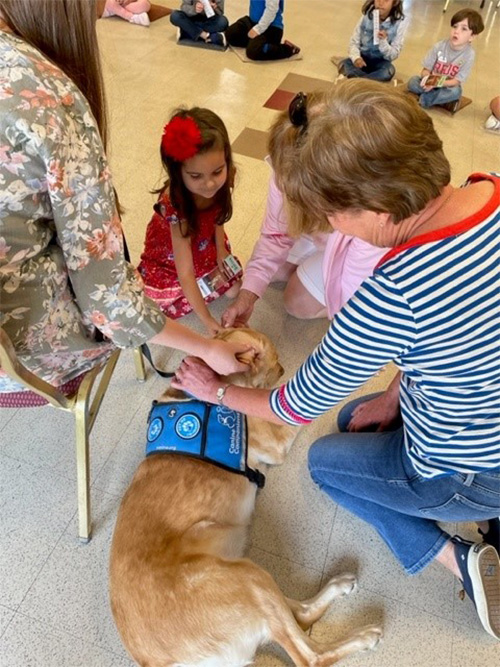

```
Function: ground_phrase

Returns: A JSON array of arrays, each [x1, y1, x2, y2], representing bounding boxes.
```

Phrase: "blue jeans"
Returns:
[[407, 75, 462, 108], [308, 394, 500, 575], [170, 10, 228, 41], [341, 54, 395, 82]]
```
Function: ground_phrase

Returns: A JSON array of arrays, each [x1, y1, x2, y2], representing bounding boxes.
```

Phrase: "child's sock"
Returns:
[[129, 11, 150, 26]]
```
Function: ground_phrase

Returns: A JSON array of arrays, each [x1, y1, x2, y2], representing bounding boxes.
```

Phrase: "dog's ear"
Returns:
[[215, 327, 283, 389]]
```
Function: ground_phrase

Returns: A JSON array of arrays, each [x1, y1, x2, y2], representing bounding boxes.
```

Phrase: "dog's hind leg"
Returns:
[[236, 562, 380, 666], [309, 626, 383, 666], [285, 573, 357, 631]]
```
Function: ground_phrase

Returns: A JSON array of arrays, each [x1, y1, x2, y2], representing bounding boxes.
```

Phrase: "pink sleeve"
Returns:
[[242, 174, 295, 298], [323, 234, 388, 317]]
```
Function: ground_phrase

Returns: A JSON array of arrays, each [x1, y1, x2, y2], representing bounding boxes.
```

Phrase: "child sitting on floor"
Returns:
[[335, 0, 407, 82], [485, 96, 500, 133], [407, 8, 484, 111], [101, 0, 152, 26], [138, 108, 241, 334], [225, 0, 300, 61], [170, 1, 228, 47]]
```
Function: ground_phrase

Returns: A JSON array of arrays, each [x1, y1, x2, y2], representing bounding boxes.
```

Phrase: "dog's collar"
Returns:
[[146, 400, 266, 488]]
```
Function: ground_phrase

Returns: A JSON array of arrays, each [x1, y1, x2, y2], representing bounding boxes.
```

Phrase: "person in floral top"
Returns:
[[0, 0, 249, 394]]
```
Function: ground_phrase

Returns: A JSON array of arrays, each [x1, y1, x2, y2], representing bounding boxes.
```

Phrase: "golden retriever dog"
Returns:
[[110, 328, 382, 666]]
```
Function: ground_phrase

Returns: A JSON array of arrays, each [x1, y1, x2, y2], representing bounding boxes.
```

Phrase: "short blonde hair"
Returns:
[[269, 80, 451, 230]]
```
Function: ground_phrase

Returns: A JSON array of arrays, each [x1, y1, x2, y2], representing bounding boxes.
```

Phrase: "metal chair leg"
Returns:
[[134, 347, 146, 382], [74, 384, 92, 542], [72, 349, 120, 542]]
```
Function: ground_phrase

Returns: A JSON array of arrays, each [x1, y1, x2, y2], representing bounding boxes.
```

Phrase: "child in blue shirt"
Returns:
[[336, 0, 407, 82], [225, 0, 299, 61]]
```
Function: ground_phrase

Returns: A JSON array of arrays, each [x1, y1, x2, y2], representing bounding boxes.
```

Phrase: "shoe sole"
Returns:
[[468, 543, 500, 640]]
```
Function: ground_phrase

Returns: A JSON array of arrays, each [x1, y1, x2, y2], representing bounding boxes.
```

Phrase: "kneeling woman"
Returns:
[[173, 80, 500, 641]]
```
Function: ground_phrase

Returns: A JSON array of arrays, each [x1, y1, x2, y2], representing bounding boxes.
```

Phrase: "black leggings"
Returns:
[[225, 16, 289, 61]]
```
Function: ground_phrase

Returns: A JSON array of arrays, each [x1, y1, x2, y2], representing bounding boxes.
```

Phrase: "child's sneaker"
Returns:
[[484, 114, 500, 132], [284, 40, 301, 57], [440, 99, 461, 114], [209, 32, 227, 48], [330, 55, 344, 69], [129, 12, 150, 27], [453, 536, 500, 640]]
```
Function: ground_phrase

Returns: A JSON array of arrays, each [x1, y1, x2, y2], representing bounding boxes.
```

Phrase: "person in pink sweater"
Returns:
[[222, 169, 387, 327], [101, 0, 152, 26]]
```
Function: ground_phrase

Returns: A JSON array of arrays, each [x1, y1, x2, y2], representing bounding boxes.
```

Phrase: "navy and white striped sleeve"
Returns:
[[270, 273, 417, 424]]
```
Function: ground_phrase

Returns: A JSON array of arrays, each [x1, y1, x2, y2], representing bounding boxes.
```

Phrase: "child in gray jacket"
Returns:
[[170, 0, 228, 47]]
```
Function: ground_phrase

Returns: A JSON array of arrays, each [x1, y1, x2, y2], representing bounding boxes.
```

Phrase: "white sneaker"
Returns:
[[101, 7, 113, 18], [484, 114, 500, 132], [334, 73, 346, 85], [129, 12, 150, 27]]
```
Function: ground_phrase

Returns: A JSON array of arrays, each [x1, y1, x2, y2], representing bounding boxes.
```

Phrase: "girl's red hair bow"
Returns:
[[161, 116, 202, 162]]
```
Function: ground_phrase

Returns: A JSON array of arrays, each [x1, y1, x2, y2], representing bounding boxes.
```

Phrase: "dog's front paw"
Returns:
[[327, 573, 357, 598], [357, 625, 383, 651]]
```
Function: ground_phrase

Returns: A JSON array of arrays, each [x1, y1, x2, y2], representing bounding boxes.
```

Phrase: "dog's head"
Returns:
[[216, 327, 284, 389], [161, 327, 284, 402]]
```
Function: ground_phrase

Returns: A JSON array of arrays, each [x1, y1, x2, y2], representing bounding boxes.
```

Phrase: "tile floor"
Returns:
[[1, 1, 499, 665]]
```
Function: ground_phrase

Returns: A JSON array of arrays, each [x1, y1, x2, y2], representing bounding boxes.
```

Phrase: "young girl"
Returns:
[[336, 0, 407, 82], [101, 0, 152, 27], [138, 108, 241, 335]]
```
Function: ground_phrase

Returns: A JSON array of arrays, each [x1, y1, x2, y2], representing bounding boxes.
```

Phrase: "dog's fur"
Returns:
[[110, 328, 382, 666]]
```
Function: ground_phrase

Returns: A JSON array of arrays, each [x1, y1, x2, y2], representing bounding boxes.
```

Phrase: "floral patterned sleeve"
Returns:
[[40, 86, 166, 347]]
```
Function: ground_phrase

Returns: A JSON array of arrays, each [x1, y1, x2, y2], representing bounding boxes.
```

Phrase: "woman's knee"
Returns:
[[308, 438, 328, 483], [308, 434, 345, 479]]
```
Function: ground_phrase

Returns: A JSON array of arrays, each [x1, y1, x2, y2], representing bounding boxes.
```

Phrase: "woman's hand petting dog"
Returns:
[[205, 338, 254, 376], [172, 356, 221, 403]]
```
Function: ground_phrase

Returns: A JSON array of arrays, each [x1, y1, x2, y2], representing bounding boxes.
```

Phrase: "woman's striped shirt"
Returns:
[[270, 173, 500, 478]]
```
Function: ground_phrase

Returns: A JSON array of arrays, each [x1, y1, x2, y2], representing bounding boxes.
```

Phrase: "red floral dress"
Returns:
[[138, 194, 240, 319]]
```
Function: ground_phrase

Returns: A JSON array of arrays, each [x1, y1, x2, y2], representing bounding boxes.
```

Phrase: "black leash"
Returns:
[[139, 343, 175, 379]]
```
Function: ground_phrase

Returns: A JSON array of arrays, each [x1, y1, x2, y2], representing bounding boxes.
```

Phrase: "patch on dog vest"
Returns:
[[146, 400, 265, 488]]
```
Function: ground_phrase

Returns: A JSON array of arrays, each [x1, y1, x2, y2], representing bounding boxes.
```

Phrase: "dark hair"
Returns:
[[450, 8, 484, 35], [362, 0, 404, 23], [0, 0, 108, 148], [158, 108, 235, 238]]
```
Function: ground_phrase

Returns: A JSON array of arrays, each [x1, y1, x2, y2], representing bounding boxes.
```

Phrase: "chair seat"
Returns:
[[0, 374, 85, 408]]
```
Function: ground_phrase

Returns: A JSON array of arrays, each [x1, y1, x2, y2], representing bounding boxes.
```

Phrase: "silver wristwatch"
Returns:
[[216, 384, 229, 405]]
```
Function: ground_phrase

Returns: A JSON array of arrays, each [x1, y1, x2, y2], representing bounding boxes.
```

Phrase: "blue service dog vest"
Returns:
[[146, 400, 265, 488]]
